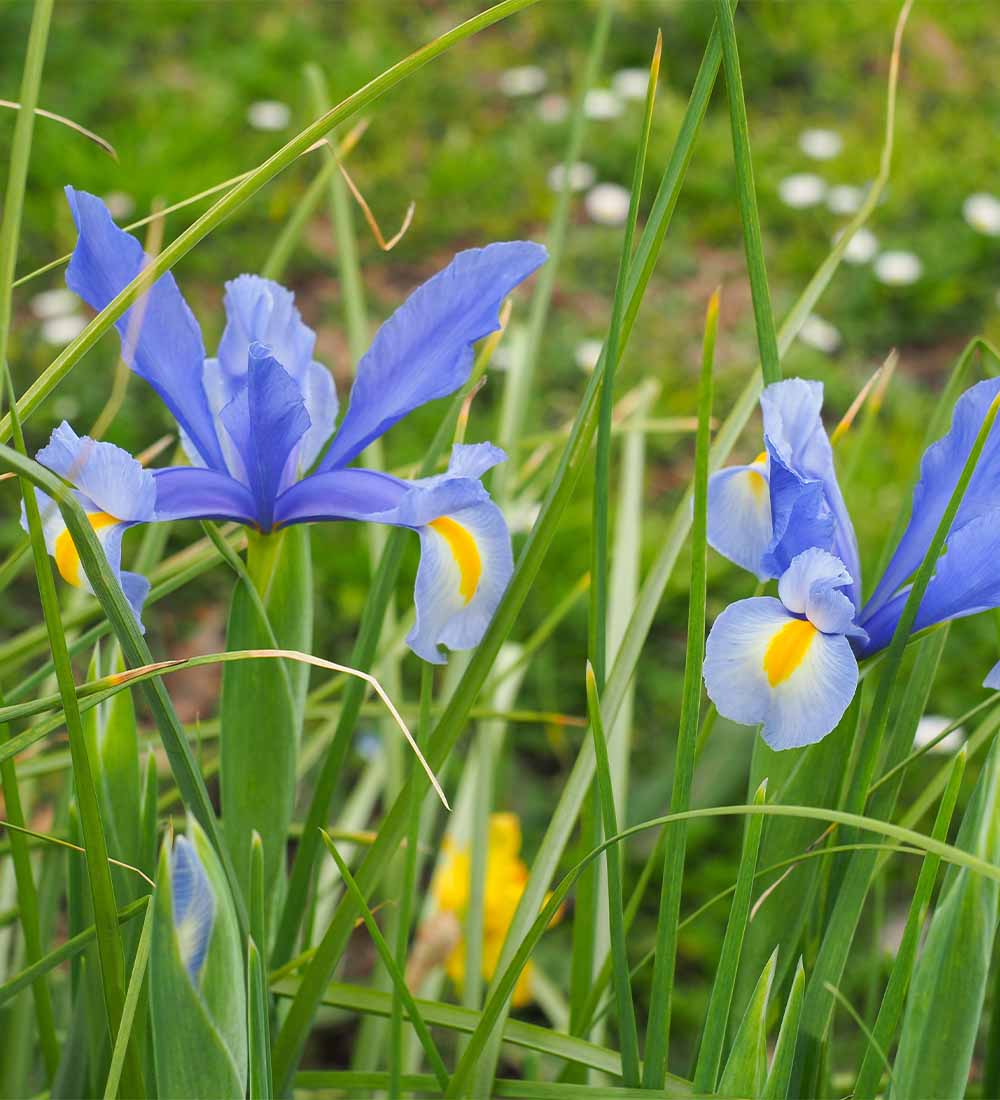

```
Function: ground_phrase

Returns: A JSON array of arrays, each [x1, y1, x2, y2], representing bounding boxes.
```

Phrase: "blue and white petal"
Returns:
[[408, 497, 512, 664], [170, 835, 216, 984], [217, 275, 317, 385], [703, 596, 859, 750], [319, 241, 547, 471], [706, 457, 772, 580], [28, 423, 154, 628], [760, 442, 835, 579]]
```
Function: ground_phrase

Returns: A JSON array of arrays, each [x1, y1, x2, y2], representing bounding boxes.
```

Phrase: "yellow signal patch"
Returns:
[[54, 511, 118, 587], [763, 617, 817, 687], [429, 516, 482, 604]]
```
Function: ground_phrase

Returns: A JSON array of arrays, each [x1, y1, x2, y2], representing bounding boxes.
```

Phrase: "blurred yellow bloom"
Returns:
[[431, 812, 559, 1008]]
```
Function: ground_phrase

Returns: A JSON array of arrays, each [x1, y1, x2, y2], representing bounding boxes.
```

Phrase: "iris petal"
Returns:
[[318, 241, 546, 471], [152, 467, 258, 525], [703, 596, 858, 750], [860, 508, 1000, 655], [64, 188, 227, 472], [219, 344, 310, 529], [706, 462, 773, 580], [170, 835, 216, 983], [863, 377, 1000, 621]]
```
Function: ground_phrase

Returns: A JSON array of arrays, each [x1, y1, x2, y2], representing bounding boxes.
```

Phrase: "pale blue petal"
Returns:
[[298, 361, 338, 472], [64, 188, 227, 472], [36, 421, 156, 522], [217, 275, 317, 386], [984, 661, 1000, 691], [703, 596, 859, 750], [706, 462, 772, 581], [319, 241, 546, 470], [863, 377, 1000, 621], [760, 440, 835, 579], [171, 835, 215, 983]]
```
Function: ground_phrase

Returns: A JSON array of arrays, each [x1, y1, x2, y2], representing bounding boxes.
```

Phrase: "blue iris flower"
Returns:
[[704, 377, 1000, 749], [26, 188, 546, 663], [170, 834, 216, 983]]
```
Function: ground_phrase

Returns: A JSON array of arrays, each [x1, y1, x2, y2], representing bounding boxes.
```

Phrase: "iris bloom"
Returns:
[[704, 378, 1000, 749], [431, 813, 561, 1007], [27, 189, 546, 662], [170, 834, 215, 982]]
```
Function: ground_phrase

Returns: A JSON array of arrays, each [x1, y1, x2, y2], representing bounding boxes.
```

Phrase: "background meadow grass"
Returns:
[[3, 0, 1000, 1096]]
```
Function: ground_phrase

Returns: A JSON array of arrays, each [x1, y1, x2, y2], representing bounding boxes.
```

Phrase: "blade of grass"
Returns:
[[102, 892, 155, 1100], [247, 938, 273, 1100], [0, 0, 540, 445], [853, 748, 966, 1100], [693, 778, 767, 1094], [714, 0, 779, 384], [585, 664, 640, 1086], [762, 958, 805, 1100], [0, 694, 59, 1078], [643, 289, 717, 1088], [320, 832, 450, 1093], [5, 376, 145, 1097], [389, 662, 434, 1098]]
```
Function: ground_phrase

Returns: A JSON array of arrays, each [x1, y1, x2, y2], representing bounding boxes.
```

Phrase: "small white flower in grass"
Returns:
[[547, 161, 596, 193], [798, 128, 843, 160], [30, 288, 79, 320], [583, 88, 623, 121], [778, 173, 827, 209], [247, 99, 291, 131], [584, 182, 631, 226], [914, 714, 966, 754], [103, 191, 134, 220], [40, 314, 88, 346], [827, 184, 865, 216], [499, 65, 547, 97], [874, 250, 922, 286], [798, 314, 842, 355], [612, 67, 651, 101], [537, 93, 569, 124], [574, 338, 604, 373], [834, 226, 879, 265], [507, 499, 541, 534], [963, 193, 1000, 237]]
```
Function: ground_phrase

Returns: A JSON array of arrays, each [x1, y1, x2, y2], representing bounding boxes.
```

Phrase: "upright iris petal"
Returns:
[[706, 451, 772, 581], [318, 241, 548, 471], [703, 547, 860, 749]]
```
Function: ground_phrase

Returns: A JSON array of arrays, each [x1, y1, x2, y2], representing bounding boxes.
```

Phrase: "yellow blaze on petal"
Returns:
[[429, 515, 482, 604], [763, 618, 817, 687], [54, 511, 118, 588], [744, 449, 768, 498]]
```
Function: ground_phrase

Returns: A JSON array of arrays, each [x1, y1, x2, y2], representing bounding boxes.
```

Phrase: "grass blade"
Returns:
[[853, 749, 966, 1100], [103, 894, 155, 1100], [247, 938, 273, 1100], [763, 958, 805, 1100], [585, 664, 640, 1087], [718, 948, 777, 1097], [714, 0, 779, 384], [643, 289, 717, 1087], [693, 778, 767, 1094], [319, 832, 450, 1094]]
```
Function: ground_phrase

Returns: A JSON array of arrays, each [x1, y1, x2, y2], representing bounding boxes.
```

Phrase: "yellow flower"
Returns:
[[432, 813, 558, 1008]]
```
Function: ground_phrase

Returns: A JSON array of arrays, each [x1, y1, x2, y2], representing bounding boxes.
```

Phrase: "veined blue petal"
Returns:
[[408, 497, 512, 664], [219, 344, 310, 529], [64, 188, 227, 472], [706, 459, 772, 581], [761, 379, 860, 607], [863, 377, 1000, 621], [703, 596, 859, 750], [760, 443, 834, 578], [153, 467, 258, 525], [37, 421, 155, 522], [319, 241, 546, 471], [776, 546, 863, 638], [218, 275, 317, 384], [860, 508, 1000, 655], [170, 835, 215, 983], [299, 361, 338, 472]]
